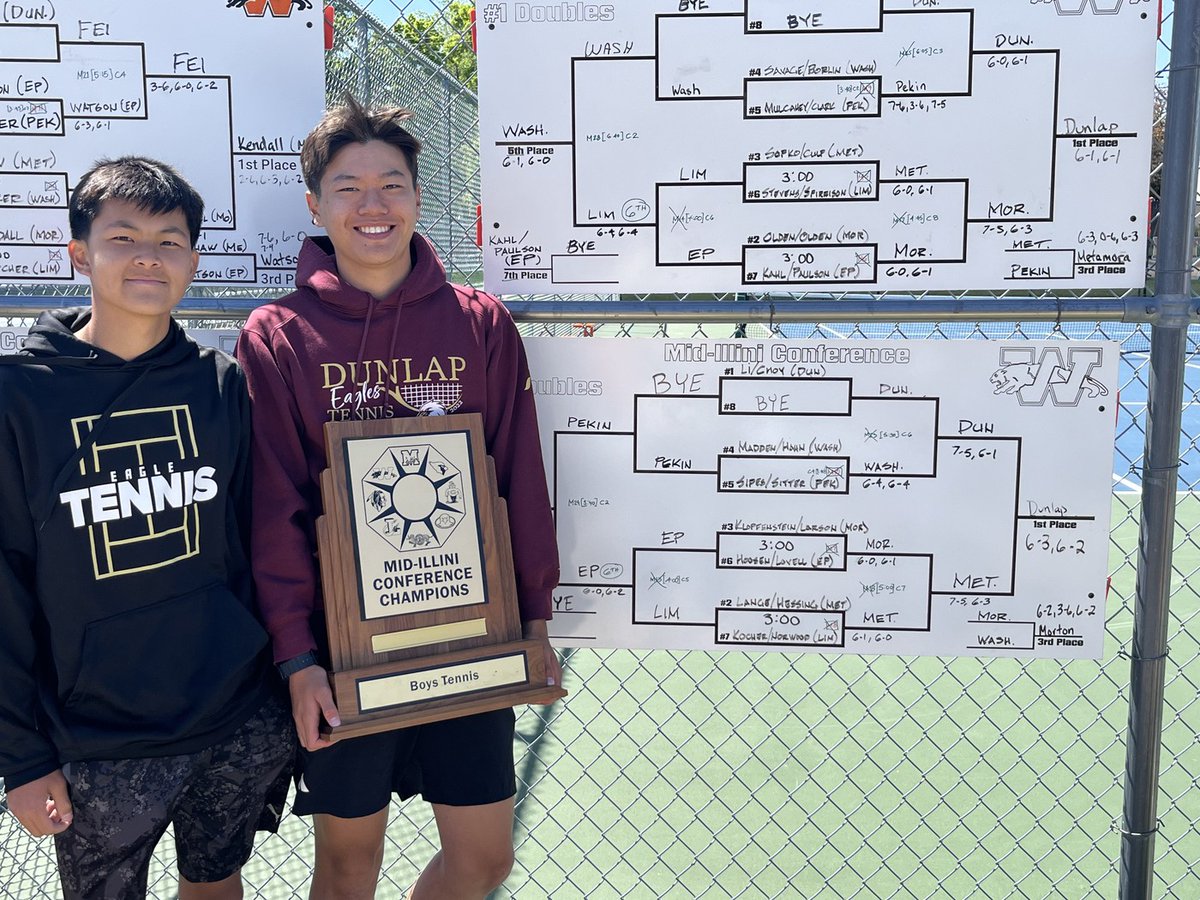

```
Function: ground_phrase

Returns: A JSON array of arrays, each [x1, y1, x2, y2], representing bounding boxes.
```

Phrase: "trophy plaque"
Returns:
[[315, 413, 565, 740]]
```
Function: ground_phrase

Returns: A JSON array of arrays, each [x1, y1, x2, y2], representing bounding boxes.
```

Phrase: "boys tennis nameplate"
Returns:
[[316, 414, 565, 740]]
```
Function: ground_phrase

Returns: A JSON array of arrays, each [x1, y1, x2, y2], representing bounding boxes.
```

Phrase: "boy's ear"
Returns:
[[189, 248, 200, 280], [306, 191, 320, 225], [67, 239, 91, 278]]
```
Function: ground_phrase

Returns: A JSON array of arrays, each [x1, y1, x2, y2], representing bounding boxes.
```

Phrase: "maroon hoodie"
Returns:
[[237, 234, 558, 663]]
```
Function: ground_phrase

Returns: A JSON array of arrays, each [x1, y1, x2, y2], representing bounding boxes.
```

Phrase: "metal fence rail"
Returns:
[[2, 1, 1198, 897]]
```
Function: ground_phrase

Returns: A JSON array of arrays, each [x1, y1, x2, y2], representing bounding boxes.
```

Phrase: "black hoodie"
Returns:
[[0, 308, 272, 791]]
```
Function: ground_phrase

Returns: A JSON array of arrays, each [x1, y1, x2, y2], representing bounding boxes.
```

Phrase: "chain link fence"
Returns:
[[2, 1, 1198, 897]]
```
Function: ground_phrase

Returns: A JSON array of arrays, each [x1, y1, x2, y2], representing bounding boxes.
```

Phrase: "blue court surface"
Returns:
[[1115, 343, 1200, 491]]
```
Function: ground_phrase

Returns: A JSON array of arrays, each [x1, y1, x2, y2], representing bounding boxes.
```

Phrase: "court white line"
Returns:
[[1113, 474, 1142, 492], [820, 326, 852, 339]]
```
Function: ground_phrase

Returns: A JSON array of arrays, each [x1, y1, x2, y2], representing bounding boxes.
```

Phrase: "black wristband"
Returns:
[[277, 650, 318, 681]]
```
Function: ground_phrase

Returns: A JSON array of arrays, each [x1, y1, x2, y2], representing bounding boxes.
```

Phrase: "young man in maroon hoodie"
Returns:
[[236, 97, 561, 899]]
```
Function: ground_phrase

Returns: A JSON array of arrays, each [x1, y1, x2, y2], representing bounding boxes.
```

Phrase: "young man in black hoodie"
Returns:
[[0, 157, 293, 899]]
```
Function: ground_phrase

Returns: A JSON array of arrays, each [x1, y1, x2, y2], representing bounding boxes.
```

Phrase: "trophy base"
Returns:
[[322, 638, 567, 741]]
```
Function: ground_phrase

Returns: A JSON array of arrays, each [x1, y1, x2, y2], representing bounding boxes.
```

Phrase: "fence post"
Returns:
[[1119, 5, 1200, 898], [357, 16, 372, 106]]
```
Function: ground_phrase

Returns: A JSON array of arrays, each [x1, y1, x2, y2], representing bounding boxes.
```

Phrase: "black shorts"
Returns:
[[291, 708, 516, 818], [54, 694, 294, 897]]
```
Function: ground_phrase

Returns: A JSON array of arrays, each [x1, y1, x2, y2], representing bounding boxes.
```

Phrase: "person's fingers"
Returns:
[[46, 773, 73, 830], [8, 772, 72, 837], [290, 666, 341, 750], [540, 639, 563, 692], [293, 706, 320, 750], [316, 683, 342, 731]]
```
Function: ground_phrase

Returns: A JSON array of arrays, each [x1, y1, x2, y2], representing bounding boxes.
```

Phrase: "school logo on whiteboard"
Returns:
[[226, 0, 312, 17], [989, 346, 1109, 407]]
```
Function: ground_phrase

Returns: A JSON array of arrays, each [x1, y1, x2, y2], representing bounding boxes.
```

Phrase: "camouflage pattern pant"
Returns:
[[55, 694, 294, 899]]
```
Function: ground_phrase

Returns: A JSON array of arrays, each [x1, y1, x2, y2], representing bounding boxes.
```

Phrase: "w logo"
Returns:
[[990, 346, 1109, 407], [227, 0, 312, 17]]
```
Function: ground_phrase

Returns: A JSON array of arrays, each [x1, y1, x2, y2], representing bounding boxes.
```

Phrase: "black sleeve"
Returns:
[[0, 403, 59, 789]]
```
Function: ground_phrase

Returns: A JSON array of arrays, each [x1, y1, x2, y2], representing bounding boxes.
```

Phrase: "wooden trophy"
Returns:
[[315, 413, 565, 740]]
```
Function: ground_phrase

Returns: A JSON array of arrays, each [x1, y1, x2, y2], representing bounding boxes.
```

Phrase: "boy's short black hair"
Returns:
[[301, 94, 422, 195], [69, 156, 205, 248]]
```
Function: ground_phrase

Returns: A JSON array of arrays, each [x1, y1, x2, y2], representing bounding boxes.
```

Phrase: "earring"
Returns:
[[311, 215, 320, 227]]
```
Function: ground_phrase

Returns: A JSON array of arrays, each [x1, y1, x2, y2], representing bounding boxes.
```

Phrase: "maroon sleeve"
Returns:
[[235, 320, 320, 662], [481, 299, 559, 622]]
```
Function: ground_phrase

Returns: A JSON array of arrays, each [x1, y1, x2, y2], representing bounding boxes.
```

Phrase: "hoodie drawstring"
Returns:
[[354, 293, 406, 377], [388, 301, 404, 366], [33, 364, 159, 529], [356, 293, 376, 368]]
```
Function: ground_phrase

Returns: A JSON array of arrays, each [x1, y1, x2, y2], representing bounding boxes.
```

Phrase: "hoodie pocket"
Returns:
[[64, 583, 268, 736]]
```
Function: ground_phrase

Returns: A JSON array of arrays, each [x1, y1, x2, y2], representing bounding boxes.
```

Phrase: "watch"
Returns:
[[277, 650, 318, 681]]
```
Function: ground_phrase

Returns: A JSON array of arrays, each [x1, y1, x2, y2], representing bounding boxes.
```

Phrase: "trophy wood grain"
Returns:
[[314, 413, 564, 734], [492, 494, 521, 638], [317, 466, 356, 671], [317, 469, 356, 671], [314, 514, 339, 668]]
